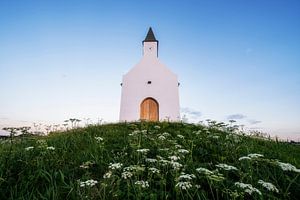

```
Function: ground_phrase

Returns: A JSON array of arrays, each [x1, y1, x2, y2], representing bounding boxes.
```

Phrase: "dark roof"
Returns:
[[143, 27, 158, 42]]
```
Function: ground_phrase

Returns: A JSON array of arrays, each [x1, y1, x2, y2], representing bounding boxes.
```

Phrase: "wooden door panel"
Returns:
[[140, 98, 158, 121]]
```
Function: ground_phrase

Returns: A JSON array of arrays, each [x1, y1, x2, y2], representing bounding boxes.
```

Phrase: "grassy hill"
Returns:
[[0, 122, 299, 200]]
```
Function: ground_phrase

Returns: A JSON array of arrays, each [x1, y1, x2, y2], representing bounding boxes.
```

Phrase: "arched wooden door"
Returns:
[[140, 98, 159, 121]]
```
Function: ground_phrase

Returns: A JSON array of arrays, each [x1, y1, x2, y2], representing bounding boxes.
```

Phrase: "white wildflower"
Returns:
[[178, 149, 189, 154], [239, 156, 251, 161], [162, 132, 170, 137], [175, 144, 182, 149], [149, 167, 160, 174], [145, 158, 157, 163], [80, 179, 98, 187], [258, 180, 279, 193], [25, 146, 34, 151], [176, 181, 192, 190], [195, 184, 201, 189], [170, 161, 183, 170], [169, 155, 180, 161], [196, 167, 213, 175], [135, 180, 149, 188], [235, 182, 262, 195], [136, 149, 150, 154], [129, 130, 140, 136], [159, 159, 170, 166], [103, 171, 112, 179], [108, 162, 123, 170], [178, 172, 196, 180], [95, 137, 104, 142], [154, 125, 160, 129], [46, 146, 55, 150], [158, 135, 166, 140], [247, 153, 264, 159], [276, 161, 300, 173], [123, 165, 145, 172], [216, 163, 238, 171], [177, 134, 184, 139], [122, 171, 133, 179]]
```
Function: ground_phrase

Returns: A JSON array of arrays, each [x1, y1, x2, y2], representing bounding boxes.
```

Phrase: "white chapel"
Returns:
[[119, 27, 180, 122]]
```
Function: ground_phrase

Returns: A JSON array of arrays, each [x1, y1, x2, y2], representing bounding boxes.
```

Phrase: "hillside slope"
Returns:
[[0, 122, 299, 200]]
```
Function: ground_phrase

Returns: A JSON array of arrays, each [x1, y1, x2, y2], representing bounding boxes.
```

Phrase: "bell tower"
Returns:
[[143, 27, 158, 57]]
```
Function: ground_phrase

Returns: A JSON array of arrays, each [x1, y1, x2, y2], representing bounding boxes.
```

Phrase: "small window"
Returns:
[[147, 81, 152, 84]]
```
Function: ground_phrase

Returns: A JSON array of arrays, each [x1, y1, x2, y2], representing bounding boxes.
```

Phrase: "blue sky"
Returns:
[[0, 0, 300, 140]]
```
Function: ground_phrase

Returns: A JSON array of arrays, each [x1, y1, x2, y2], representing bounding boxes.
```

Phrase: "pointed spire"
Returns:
[[143, 27, 158, 42]]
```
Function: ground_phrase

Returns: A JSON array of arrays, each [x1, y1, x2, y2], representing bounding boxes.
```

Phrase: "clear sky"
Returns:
[[0, 0, 299, 140]]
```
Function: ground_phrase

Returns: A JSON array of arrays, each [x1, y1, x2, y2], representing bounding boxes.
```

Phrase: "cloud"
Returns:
[[248, 119, 262, 125], [227, 114, 246, 120], [180, 107, 202, 119]]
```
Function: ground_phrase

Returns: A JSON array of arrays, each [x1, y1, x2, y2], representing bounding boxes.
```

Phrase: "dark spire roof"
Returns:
[[143, 27, 158, 42]]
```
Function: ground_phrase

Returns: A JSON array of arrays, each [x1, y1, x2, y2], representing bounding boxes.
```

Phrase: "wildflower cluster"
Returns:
[[258, 180, 279, 193], [25, 146, 34, 151], [169, 155, 180, 161], [178, 172, 196, 181], [235, 182, 262, 195], [170, 161, 183, 170], [178, 149, 189, 154], [135, 180, 149, 188], [196, 167, 225, 182], [196, 167, 213, 175], [121, 171, 133, 179], [95, 136, 104, 143], [148, 167, 160, 174], [129, 129, 147, 137], [177, 134, 184, 139], [79, 179, 98, 187], [248, 153, 264, 158], [153, 125, 160, 129], [103, 171, 112, 179], [46, 146, 55, 150], [216, 163, 238, 171], [176, 181, 192, 190], [276, 161, 300, 173], [158, 135, 166, 140], [108, 162, 123, 170], [238, 153, 264, 161], [123, 165, 145, 172], [136, 149, 150, 154]]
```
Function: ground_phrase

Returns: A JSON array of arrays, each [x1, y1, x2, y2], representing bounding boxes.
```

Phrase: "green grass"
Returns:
[[0, 122, 299, 199]]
